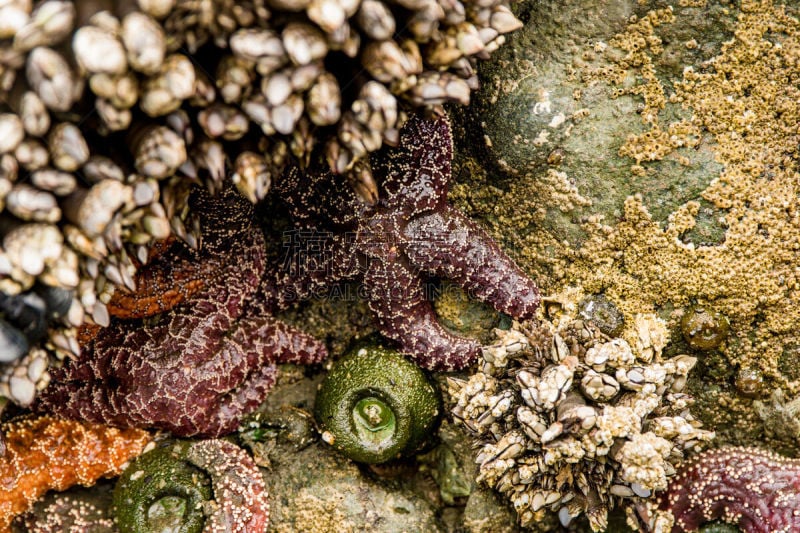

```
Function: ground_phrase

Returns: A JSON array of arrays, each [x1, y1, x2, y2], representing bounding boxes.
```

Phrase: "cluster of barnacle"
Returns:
[[0, 0, 200, 407], [448, 313, 714, 531], [0, 0, 521, 406]]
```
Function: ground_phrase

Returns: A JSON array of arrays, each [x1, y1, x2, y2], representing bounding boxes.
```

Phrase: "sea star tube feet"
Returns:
[[34, 186, 328, 437], [186, 439, 270, 532], [659, 446, 800, 533], [270, 112, 540, 371]]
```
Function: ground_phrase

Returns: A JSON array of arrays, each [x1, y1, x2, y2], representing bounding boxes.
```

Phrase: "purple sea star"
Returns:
[[267, 111, 540, 371], [34, 186, 328, 437], [659, 446, 800, 532], [185, 439, 270, 532]]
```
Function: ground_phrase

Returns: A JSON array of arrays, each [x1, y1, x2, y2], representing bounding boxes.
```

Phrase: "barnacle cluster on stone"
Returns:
[[448, 311, 713, 531], [565, 0, 800, 446], [0, 0, 521, 407]]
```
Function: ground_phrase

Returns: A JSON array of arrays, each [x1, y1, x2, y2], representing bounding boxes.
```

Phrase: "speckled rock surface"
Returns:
[[459, 0, 735, 244], [449, 0, 800, 456]]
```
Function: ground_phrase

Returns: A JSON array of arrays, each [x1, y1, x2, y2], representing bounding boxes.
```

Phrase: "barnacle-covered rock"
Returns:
[[449, 311, 713, 532], [0, 346, 49, 406], [0, 3, 200, 408], [156, 0, 522, 178]]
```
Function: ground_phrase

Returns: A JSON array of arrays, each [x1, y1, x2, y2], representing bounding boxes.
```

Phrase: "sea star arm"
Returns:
[[0, 416, 151, 531], [363, 251, 480, 371], [271, 112, 539, 372], [372, 112, 451, 214], [35, 310, 323, 437], [660, 446, 800, 533], [36, 214, 327, 437], [185, 439, 270, 533], [108, 186, 261, 318], [262, 231, 360, 309], [106, 246, 220, 318], [403, 205, 540, 318], [235, 298, 329, 365]]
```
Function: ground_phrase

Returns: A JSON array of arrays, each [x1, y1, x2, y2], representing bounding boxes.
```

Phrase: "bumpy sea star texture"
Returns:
[[185, 439, 270, 533], [660, 446, 800, 532], [104, 235, 218, 320], [0, 415, 151, 533], [19, 493, 115, 533], [35, 186, 328, 437], [269, 112, 540, 370]]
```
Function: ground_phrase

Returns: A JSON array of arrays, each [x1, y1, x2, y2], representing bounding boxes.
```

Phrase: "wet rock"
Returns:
[[253, 372, 445, 533]]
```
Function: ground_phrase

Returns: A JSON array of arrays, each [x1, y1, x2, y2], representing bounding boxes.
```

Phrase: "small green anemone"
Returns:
[[578, 294, 625, 337], [698, 521, 741, 533], [314, 342, 442, 464], [680, 305, 730, 351], [112, 441, 211, 533]]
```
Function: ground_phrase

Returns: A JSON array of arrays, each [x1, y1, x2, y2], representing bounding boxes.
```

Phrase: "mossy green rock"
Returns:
[[315, 343, 441, 464], [112, 442, 211, 533]]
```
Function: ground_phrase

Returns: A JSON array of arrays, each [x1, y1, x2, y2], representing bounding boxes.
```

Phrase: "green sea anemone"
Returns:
[[113, 438, 269, 533], [315, 341, 442, 464], [112, 441, 210, 533], [578, 294, 625, 337], [699, 521, 742, 533]]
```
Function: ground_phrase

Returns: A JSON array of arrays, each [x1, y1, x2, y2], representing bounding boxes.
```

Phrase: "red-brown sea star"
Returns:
[[34, 186, 327, 437], [659, 446, 800, 532], [268, 111, 540, 371]]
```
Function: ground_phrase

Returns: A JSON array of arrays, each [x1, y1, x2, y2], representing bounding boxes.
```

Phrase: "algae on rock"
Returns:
[[453, 0, 800, 452]]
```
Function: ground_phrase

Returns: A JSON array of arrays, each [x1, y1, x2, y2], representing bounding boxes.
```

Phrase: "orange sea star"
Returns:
[[0, 415, 152, 532]]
